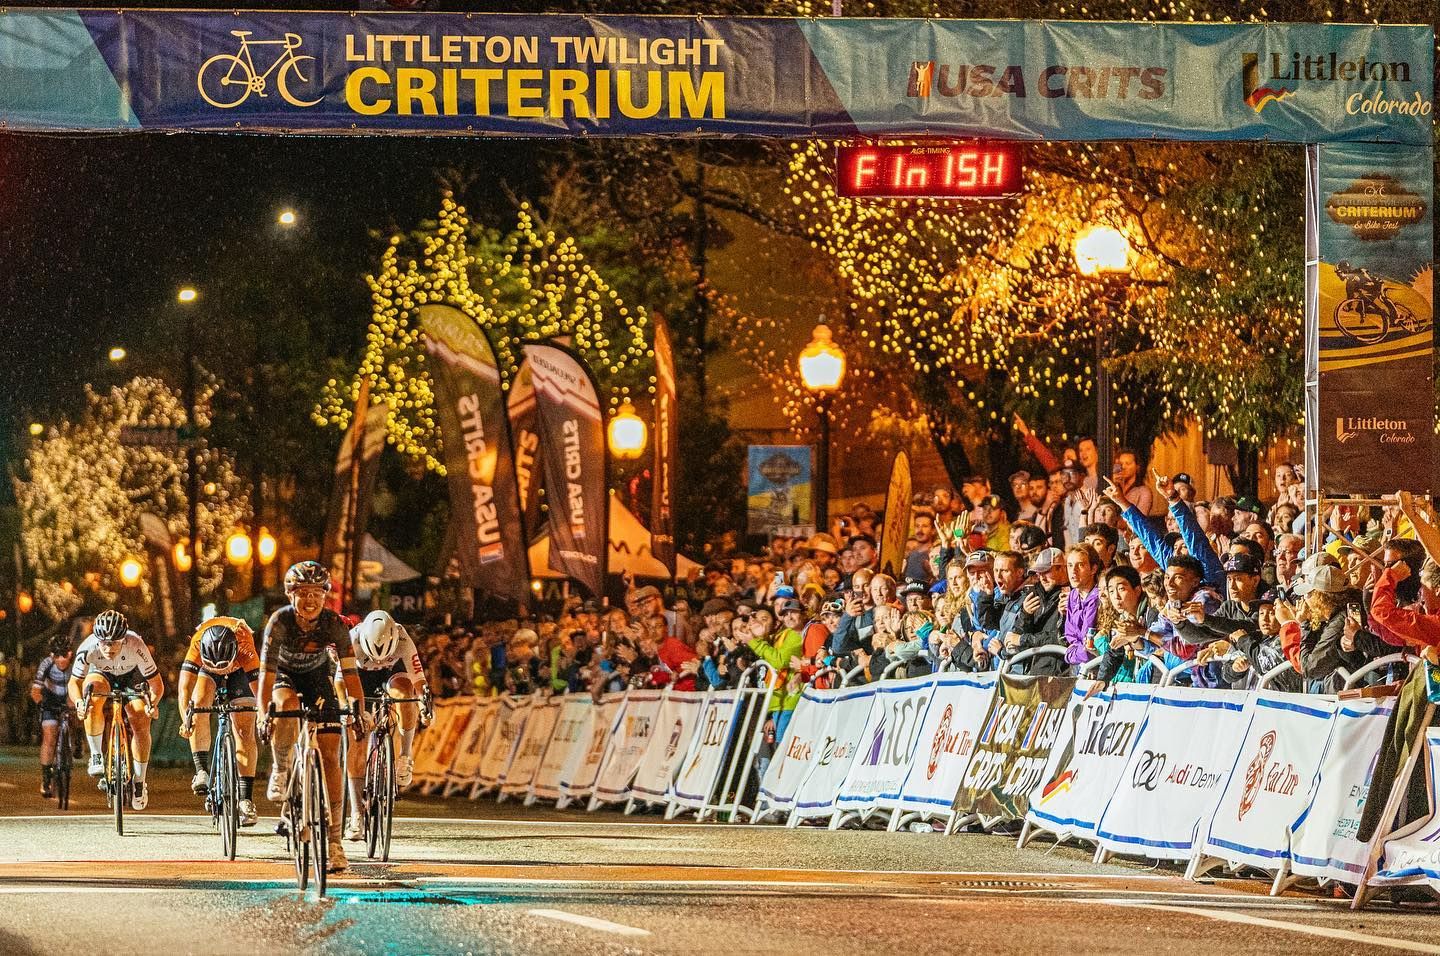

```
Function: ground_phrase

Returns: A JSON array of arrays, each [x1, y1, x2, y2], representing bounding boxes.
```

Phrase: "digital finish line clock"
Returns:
[[834, 143, 1023, 199]]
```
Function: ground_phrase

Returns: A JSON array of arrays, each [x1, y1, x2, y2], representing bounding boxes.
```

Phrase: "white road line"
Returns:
[[526, 908, 652, 937], [1096, 899, 1440, 954]]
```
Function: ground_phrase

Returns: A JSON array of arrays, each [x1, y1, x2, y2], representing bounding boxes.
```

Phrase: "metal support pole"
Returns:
[[1095, 308, 1113, 485], [816, 393, 831, 535], [184, 304, 201, 626]]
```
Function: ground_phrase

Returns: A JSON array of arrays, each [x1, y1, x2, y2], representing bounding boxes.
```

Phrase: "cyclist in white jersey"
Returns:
[[337, 610, 431, 841], [68, 610, 164, 810]]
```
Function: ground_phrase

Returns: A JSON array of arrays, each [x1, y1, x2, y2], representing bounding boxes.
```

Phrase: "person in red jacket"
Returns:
[[656, 624, 700, 691], [1370, 561, 1440, 656]]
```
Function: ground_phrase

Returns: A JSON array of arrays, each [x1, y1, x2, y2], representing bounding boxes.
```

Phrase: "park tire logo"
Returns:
[[197, 32, 323, 109], [927, 704, 952, 779], [1240, 52, 1292, 113], [1238, 730, 1276, 820]]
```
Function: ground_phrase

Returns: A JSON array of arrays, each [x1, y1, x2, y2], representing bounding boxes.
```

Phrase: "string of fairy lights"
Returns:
[[316, 195, 653, 474], [728, 138, 1304, 457], [18, 377, 249, 619]]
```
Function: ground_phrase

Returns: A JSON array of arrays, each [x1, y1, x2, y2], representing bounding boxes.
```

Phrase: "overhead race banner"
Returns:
[[953, 674, 1074, 821], [894, 672, 998, 817], [418, 304, 530, 599], [1094, 686, 1252, 861], [1307, 143, 1435, 495], [1026, 685, 1152, 842], [878, 451, 912, 579], [1201, 692, 1336, 871], [505, 359, 545, 544], [526, 343, 609, 597], [651, 316, 678, 575], [0, 14, 1430, 144], [593, 689, 664, 804], [1290, 697, 1394, 885]]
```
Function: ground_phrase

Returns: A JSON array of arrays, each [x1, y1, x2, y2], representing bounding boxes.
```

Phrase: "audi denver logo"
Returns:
[[1131, 750, 1165, 791]]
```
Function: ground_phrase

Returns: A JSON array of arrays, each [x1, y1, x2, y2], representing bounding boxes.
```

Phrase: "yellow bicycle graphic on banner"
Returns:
[[197, 32, 322, 109]]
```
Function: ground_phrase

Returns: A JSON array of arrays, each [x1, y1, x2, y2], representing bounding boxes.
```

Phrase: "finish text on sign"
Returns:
[[835, 144, 1022, 199]]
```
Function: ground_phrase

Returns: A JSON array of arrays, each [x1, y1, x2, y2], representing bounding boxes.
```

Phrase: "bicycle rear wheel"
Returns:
[[379, 732, 395, 862], [307, 749, 328, 897], [289, 764, 308, 891], [111, 715, 127, 836], [219, 728, 239, 860]]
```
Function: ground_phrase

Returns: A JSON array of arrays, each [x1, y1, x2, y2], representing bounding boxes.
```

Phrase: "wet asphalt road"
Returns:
[[3, 747, 1440, 955]]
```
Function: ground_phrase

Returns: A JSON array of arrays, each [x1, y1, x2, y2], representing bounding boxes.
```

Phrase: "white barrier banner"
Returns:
[[630, 690, 707, 802], [1370, 729, 1440, 888], [758, 685, 848, 814], [1201, 691, 1336, 870], [477, 696, 531, 790], [1290, 696, 1395, 884], [894, 672, 998, 816], [446, 697, 501, 788], [560, 692, 625, 803], [1026, 685, 1152, 842], [671, 690, 742, 808], [1094, 685, 1252, 860], [502, 697, 563, 796], [410, 699, 465, 784], [788, 686, 876, 820], [836, 674, 938, 813], [594, 689, 664, 802], [531, 696, 594, 802]]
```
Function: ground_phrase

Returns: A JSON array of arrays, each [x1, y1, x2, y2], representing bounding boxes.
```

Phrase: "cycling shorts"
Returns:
[[358, 660, 407, 700], [39, 692, 68, 725], [273, 666, 342, 725], [87, 667, 148, 694], [194, 667, 257, 706]]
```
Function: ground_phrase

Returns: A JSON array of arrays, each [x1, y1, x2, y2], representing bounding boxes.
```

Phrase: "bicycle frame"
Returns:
[[360, 694, 425, 861], [233, 33, 305, 85], [268, 704, 346, 896], [87, 687, 148, 835], [191, 693, 256, 860]]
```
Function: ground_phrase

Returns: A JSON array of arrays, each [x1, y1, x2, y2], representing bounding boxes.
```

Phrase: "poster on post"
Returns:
[[1093, 685, 1252, 861], [746, 446, 812, 536], [1290, 696, 1395, 885], [835, 674, 937, 814], [629, 690, 707, 803], [952, 675, 1075, 821], [1201, 692, 1336, 871], [893, 672, 998, 816], [1025, 685, 1152, 842], [594, 689, 665, 804]]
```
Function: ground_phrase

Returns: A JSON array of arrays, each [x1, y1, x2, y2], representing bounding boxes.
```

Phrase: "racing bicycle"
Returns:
[[84, 686, 152, 836], [360, 692, 430, 862], [1335, 285, 1420, 345], [264, 702, 351, 896], [52, 704, 76, 811], [189, 692, 255, 860]]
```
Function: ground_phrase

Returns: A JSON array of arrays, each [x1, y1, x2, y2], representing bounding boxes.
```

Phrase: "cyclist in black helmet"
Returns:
[[177, 615, 261, 826], [256, 561, 368, 872], [30, 635, 74, 798]]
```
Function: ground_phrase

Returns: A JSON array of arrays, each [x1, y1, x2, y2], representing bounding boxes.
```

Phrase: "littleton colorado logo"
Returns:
[[1241, 53, 1293, 112]]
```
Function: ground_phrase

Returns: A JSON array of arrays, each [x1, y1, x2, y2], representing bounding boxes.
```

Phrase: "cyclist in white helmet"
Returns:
[[338, 609, 431, 841]]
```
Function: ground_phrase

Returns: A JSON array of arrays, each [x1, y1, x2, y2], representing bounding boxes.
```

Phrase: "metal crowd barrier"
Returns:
[[694, 660, 774, 824], [1338, 652, 1418, 690], [998, 645, 1067, 674]]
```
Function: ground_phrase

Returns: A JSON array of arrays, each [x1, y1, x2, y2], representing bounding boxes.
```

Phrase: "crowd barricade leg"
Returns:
[[1353, 700, 1437, 910]]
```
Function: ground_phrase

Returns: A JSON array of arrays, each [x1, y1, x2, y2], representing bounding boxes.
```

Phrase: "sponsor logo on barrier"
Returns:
[[1132, 750, 1165, 791], [786, 734, 813, 763], [1038, 769, 1075, 805], [926, 704, 974, 780], [863, 695, 928, 769], [663, 719, 684, 761], [1078, 713, 1138, 758], [817, 734, 853, 767], [1165, 762, 1224, 790], [1239, 729, 1276, 820]]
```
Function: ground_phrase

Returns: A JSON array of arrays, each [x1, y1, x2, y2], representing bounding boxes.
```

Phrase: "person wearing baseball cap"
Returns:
[[1029, 547, 1064, 574], [1171, 473, 1196, 502], [1002, 547, 1067, 675], [1272, 563, 1376, 685], [1176, 552, 1266, 655], [977, 494, 1011, 552]]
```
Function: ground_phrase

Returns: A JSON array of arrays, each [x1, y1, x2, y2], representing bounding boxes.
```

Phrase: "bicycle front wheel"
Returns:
[[111, 716, 127, 836], [55, 721, 73, 811], [364, 735, 382, 860], [307, 749, 327, 897], [379, 731, 395, 862], [1335, 297, 1387, 345], [288, 767, 308, 891], [219, 728, 239, 860]]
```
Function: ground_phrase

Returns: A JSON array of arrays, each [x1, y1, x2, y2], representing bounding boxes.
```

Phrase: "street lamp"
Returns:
[[1071, 225, 1133, 484], [108, 347, 127, 362], [27, 423, 43, 437], [278, 209, 297, 227], [257, 528, 278, 566], [608, 401, 649, 460], [119, 557, 143, 588], [798, 322, 847, 534], [226, 530, 254, 567], [178, 285, 201, 620]]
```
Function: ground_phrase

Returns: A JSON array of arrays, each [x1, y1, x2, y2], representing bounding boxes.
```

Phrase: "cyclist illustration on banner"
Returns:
[[1333, 260, 1422, 345], [197, 31, 322, 109]]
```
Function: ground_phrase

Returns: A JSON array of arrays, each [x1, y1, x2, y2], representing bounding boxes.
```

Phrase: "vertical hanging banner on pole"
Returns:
[[878, 451, 911, 579], [526, 343, 609, 597], [651, 316, 678, 575], [1307, 143, 1434, 494], [320, 380, 388, 605], [417, 304, 529, 600], [506, 359, 545, 544]]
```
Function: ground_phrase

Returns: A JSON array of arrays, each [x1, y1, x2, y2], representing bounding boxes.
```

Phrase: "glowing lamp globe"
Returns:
[[177, 287, 198, 304], [119, 558, 144, 588], [257, 528, 278, 566], [798, 324, 846, 393], [608, 401, 648, 460], [226, 531, 253, 567], [173, 541, 193, 573], [17, 591, 33, 614], [1072, 225, 1132, 277]]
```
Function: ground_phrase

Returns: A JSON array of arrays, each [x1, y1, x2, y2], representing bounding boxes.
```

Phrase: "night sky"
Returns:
[[0, 131, 549, 485]]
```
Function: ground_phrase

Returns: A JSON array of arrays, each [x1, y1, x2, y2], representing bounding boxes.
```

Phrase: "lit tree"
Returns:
[[317, 195, 653, 472], [16, 376, 250, 620]]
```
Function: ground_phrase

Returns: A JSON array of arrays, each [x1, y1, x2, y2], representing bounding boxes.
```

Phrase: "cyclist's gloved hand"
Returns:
[[75, 696, 89, 720], [257, 713, 273, 742]]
